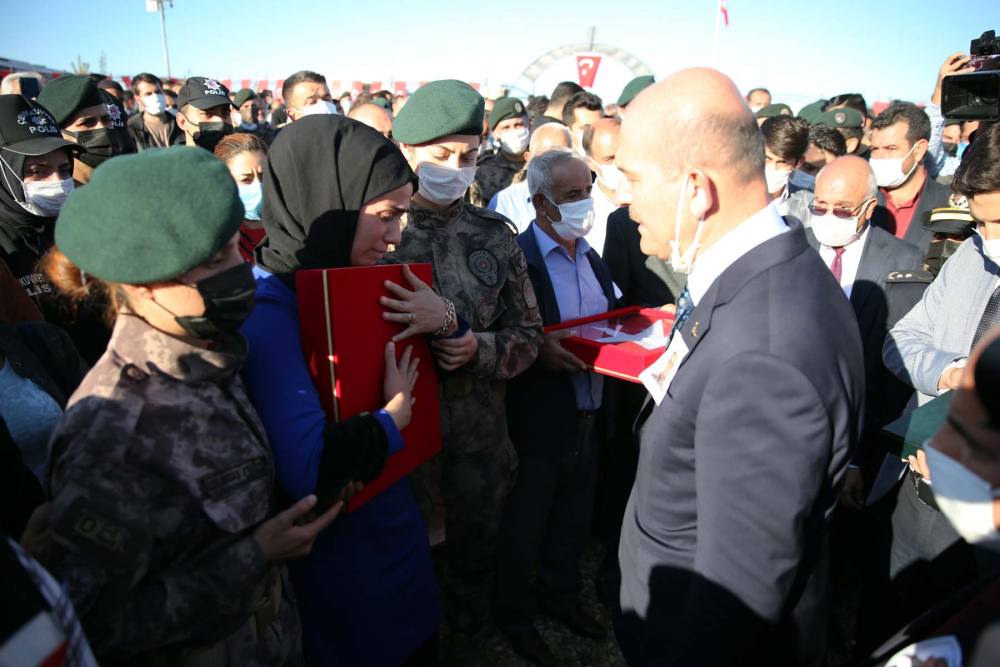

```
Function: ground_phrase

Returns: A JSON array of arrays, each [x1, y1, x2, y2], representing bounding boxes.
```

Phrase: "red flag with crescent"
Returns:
[[576, 55, 601, 89]]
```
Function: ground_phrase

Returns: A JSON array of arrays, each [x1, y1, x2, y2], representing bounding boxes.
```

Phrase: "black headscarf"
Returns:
[[255, 114, 417, 289], [0, 147, 63, 255]]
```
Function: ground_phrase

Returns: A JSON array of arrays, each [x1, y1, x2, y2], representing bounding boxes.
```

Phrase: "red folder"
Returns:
[[543, 306, 674, 383], [297, 264, 441, 510]]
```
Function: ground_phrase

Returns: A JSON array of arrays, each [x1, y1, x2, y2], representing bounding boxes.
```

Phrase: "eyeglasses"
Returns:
[[808, 198, 875, 219]]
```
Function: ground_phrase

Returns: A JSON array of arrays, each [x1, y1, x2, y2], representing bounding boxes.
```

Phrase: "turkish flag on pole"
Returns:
[[719, 0, 729, 26], [393, 81, 408, 96], [240, 79, 251, 91], [369, 81, 382, 92], [256, 79, 269, 92], [576, 55, 602, 89]]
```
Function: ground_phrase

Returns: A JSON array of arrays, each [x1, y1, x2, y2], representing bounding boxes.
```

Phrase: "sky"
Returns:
[[2, 0, 994, 109]]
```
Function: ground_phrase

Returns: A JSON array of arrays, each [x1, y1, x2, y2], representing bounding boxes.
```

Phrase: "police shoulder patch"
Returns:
[[52, 496, 149, 571], [469, 249, 499, 287]]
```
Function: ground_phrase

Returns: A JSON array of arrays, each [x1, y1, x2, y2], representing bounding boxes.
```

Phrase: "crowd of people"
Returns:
[[0, 46, 998, 667]]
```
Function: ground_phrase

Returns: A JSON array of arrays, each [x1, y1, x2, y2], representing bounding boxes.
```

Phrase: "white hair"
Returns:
[[1, 72, 46, 95], [816, 160, 878, 202], [528, 123, 572, 153], [527, 145, 588, 200]]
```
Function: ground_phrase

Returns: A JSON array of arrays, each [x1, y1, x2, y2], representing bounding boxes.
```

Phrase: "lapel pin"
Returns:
[[691, 321, 699, 337]]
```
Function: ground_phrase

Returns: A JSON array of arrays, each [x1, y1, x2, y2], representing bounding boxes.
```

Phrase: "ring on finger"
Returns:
[[409, 313, 416, 322]]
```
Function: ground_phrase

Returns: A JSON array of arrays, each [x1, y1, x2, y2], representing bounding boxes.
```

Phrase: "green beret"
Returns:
[[488, 97, 527, 132], [617, 76, 655, 107], [813, 107, 864, 129], [36, 75, 105, 126], [56, 147, 244, 284], [796, 100, 827, 124], [232, 88, 257, 108], [755, 103, 792, 119], [372, 97, 390, 109], [393, 80, 484, 145]]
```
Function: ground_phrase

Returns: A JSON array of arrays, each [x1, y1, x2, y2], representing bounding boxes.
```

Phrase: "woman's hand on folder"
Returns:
[[431, 330, 479, 371], [383, 341, 419, 431], [381, 265, 453, 342]]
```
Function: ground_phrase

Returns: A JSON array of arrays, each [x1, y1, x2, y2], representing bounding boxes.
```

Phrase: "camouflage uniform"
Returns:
[[467, 150, 527, 208], [386, 198, 543, 634], [46, 313, 300, 667]]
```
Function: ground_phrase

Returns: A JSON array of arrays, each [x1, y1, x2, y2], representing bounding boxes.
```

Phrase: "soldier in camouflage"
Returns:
[[43, 147, 338, 667], [232, 89, 278, 146], [387, 80, 543, 657], [467, 97, 531, 208]]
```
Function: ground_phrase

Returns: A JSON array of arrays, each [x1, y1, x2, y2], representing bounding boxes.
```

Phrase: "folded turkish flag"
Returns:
[[297, 265, 442, 510]]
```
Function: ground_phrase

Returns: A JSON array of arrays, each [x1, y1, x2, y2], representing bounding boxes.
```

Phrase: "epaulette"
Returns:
[[466, 202, 518, 235], [886, 269, 934, 284]]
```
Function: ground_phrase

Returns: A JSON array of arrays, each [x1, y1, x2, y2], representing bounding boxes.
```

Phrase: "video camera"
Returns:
[[942, 30, 1000, 121]]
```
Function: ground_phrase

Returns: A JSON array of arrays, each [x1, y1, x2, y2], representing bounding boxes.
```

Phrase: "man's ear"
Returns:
[[175, 110, 188, 131], [846, 137, 860, 154]]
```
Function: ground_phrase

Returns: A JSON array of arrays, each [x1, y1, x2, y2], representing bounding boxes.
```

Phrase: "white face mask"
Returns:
[[870, 142, 918, 189], [789, 169, 816, 191], [545, 197, 595, 240], [975, 224, 1000, 260], [924, 443, 1000, 551], [165, 107, 178, 117], [417, 162, 477, 205], [596, 163, 622, 192], [0, 155, 74, 217], [141, 92, 166, 115], [498, 127, 529, 155], [293, 100, 339, 119], [811, 200, 872, 248], [749, 105, 764, 114], [764, 165, 792, 194], [669, 174, 705, 275]]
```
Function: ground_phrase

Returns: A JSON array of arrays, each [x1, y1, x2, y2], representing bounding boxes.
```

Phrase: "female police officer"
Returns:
[[40, 147, 357, 666], [383, 80, 544, 657]]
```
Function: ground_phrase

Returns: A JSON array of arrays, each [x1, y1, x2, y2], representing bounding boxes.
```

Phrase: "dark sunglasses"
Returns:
[[808, 198, 875, 219]]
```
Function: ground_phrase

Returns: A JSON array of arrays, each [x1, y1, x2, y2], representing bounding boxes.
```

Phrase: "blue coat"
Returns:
[[240, 266, 440, 666]]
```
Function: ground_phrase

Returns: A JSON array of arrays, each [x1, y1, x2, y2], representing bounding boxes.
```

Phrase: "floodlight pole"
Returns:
[[158, 0, 172, 78]]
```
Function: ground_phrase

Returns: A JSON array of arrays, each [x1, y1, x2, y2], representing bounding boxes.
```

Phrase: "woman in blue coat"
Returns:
[[240, 115, 454, 665]]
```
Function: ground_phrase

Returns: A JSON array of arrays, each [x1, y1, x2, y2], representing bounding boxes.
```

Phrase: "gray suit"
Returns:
[[785, 189, 814, 228], [883, 235, 1000, 404], [615, 219, 865, 666]]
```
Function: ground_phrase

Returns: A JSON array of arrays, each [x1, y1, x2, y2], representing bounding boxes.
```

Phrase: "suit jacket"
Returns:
[[871, 174, 951, 253], [785, 189, 814, 228], [616, 219, 865, 667], [805, 226, 922, 472], [883, 235, 1000, 404], [603, 207, 685, 308], [506, 222, 618, 458]]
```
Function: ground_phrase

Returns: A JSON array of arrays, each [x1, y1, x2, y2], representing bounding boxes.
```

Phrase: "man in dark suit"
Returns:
[[612, 68, 865, 666], [869, 101, 952, 254], [604, 207, 685, 309], [804, 155, 923, 504], [495, 146, 614, 666]]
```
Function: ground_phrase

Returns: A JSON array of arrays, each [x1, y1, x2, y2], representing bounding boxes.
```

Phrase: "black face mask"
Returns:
[[186, 118, 233, 152], [924, 238, 964, 277], [169, 262, 257, 340], [62, 128, 115, 169], [942, 141, 959, 157]]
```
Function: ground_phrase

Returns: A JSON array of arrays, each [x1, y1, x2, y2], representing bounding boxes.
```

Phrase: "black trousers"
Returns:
[[494, 414, 600, 632]]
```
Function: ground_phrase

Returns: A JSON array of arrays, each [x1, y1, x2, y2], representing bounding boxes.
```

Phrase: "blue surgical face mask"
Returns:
[[958, 141, 971, 158], [238, 182, 262, 221]]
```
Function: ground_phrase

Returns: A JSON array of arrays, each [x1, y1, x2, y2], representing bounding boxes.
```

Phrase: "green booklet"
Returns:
[[880, 392, 954, 460]]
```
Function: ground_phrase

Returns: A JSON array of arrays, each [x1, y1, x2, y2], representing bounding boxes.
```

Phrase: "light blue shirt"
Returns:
[[532, 223, 609, 410], [491, 181, 533, 235], [0, 358, 63, 483]]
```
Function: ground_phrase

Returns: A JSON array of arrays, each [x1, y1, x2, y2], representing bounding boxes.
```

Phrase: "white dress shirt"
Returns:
[[589, 184, 619, 257], [774, 185, 791, 217], [490, 181, 533, 235], [687, 202, 790, 306], [818, 225, 870, 299]]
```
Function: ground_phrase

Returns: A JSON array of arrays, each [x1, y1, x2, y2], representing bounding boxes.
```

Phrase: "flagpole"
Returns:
[[712, 0, 722, 67]]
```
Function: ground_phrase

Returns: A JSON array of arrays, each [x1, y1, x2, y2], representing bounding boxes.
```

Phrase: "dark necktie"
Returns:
[[670, 284, 694, 338], [972, 283, 1000, 349], [830, 247, 847, 283]]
